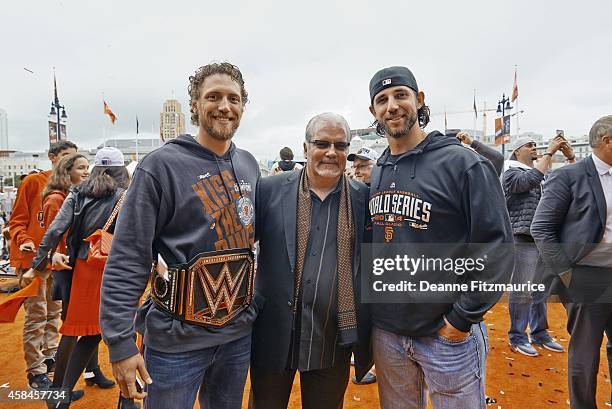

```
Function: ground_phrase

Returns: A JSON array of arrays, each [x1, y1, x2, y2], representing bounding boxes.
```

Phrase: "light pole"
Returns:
[[49, 74, 67, 145], [497, 94, 513, 156]]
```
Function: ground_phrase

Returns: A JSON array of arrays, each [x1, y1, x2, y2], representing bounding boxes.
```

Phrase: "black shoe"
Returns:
[[84, 366, 116, 388], [119, 396, 141, 409], [28, 373, 53, 389], [351, 371, 377, 385], [70, 389, 84, 402], [44, 357, 56, 374]]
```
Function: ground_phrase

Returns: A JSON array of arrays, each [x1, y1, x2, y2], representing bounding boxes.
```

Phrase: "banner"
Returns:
[[495, 115, 511, 145], [48, 120, 67, 144]]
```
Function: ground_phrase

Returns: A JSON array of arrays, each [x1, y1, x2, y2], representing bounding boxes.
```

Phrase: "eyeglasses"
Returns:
[[353, 163, 373, 171], [309, 140, 350, 151]]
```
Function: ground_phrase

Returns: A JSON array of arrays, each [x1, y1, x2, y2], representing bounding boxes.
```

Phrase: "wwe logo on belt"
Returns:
[[198, 262, 247, 317]]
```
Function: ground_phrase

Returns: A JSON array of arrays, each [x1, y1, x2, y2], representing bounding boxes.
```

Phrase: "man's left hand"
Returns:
[[437, 316, 470, 341]]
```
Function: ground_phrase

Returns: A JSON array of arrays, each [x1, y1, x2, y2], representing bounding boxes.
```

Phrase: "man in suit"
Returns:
[[531, 115, 612, 409], [250, 112, 371, 409]]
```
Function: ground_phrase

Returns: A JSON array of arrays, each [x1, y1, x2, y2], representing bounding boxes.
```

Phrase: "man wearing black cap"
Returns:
[[366, 66, 514, 408]]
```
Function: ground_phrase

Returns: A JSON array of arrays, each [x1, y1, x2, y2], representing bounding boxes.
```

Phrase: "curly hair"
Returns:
[[188, 62, 249, 126], [373, 104, 430, 137], [42, 153, 87, 201]]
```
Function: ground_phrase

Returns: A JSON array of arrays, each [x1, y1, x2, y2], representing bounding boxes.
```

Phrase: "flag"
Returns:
[[103, 100, 117, 124], [0, 277, 41, 323], [511, 67, 519, 102], [136, 116, 139, 134], [473, 91, 478, 119]]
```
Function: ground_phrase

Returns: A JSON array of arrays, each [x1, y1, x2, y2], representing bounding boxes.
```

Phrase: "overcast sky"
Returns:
[[1, 0, 610, 160]]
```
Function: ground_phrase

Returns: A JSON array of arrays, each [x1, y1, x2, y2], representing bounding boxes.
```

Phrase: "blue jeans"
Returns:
[[508, 297, 551, 345], [143, 334, 251, 409], [373, 323, 488, 409], [508, 236, 552, 345]]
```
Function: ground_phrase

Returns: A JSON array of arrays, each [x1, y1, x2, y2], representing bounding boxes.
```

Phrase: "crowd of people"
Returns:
[[2, 61, 610, 409]]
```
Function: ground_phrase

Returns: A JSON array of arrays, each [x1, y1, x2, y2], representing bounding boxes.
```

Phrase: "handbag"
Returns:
[[83, 191, 126, 267]]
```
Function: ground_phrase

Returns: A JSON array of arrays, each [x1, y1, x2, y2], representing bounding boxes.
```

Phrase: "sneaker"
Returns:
[[44, 357, 56, 374], [351, 371, 377, 385], [28, 373, 52, 390], [509, 342, 539, 357], [533, 339, 565, 353]]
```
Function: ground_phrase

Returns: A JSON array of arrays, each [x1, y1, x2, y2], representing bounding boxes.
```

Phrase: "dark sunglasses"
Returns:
[[309, 140, 350, 151]]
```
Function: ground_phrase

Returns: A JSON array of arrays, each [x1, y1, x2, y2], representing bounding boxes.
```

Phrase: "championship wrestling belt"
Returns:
[[149, 248, 255, 328]]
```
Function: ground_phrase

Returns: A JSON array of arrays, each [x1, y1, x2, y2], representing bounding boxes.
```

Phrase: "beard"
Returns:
[[202, 114, 240, 141], [381, 113, 418, 139]]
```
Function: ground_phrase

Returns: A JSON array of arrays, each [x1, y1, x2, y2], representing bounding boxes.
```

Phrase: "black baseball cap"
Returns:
[[369, 66, 419, 104]]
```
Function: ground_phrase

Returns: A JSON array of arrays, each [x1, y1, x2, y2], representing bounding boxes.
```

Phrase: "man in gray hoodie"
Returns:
[[100, 62, 263, 409]]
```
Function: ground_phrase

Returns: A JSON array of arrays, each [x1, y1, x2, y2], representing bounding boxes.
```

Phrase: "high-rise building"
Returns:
[[160, 99, 185, 141], [0, 109, 8, 150]]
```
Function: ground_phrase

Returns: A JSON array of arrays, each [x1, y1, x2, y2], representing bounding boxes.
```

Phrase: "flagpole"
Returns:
[[482, 101, 487, 144], [516, 66, 520, 138], [472, 89, 477, 139], [135, 116, 139, 162]]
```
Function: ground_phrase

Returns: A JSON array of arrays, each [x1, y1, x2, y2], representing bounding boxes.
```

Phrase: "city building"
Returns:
[[0, 151, 49, 187], [93, 137, 164, 163], [160, 99, 186, 141], [0, 109, 8, 150]]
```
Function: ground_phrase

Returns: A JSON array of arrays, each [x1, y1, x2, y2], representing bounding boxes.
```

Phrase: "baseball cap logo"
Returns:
[[382, 79, 391, 86]]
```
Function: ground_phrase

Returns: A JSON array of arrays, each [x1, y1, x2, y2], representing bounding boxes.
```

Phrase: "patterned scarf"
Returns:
[[293, 170, 358, 347]]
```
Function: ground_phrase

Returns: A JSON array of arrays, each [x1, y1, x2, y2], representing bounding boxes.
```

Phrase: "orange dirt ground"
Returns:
[[1, 290, 610, 408]]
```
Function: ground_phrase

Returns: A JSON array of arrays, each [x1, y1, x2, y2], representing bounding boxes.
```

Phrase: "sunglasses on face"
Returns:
[[309, 140, 350, 151]]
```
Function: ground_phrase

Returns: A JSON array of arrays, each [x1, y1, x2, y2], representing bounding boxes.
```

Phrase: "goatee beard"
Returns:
[[383, 115, 417, 139], [203, 123, 237, 141]]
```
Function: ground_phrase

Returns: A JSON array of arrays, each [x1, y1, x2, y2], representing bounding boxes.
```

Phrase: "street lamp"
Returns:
[[49, 77, 67, 145], [497, 93, 513, 156]]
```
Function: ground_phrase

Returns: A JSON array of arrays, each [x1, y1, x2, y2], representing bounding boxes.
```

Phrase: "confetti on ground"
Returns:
[[505, 357, 515, 361], [352, 396, 361, 402]]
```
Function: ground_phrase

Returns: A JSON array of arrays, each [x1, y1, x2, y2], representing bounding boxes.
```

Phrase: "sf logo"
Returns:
[[384, 226, 393, 242]]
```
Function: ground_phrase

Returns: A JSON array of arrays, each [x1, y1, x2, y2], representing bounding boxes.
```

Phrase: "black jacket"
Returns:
[[32, 187, 124, 272], [503, 163, 545, 236], [369, 131, 514, 336], [252, 170, 373, 380], [531, 156, 607, 274]]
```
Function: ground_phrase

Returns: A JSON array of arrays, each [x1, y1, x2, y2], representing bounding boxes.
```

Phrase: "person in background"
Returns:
[[269, 146, 303, 175], [9, 140, 77, 390], [455, 131, 504, 177], [348, 147, 380, 186], [532, 115, 612, 409], [41, 153, 116, 395], [503, 136, 572, 357], [25, 147, 129, 408]]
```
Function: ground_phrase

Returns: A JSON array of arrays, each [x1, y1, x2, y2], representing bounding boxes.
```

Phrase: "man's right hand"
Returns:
[[546, 136, 565, 155], [111, 353, 152, 400], [19, 241, 35, 252]]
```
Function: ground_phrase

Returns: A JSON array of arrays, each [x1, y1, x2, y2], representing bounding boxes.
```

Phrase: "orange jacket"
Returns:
[[9, 170, 51, 270], [42, 191, 68, 265]]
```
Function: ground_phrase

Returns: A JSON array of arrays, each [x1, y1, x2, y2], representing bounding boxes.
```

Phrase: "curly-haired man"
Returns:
[[101, 62, 263, 409]]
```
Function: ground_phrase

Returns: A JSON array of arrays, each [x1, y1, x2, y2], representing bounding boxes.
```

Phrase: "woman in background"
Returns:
[[41, 153, 116, 401], [25, 147, 129, 408]]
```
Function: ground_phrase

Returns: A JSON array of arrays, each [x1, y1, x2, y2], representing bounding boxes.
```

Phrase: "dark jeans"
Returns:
[[249, 349, 351, 409], [143, 334, 251, 409]]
